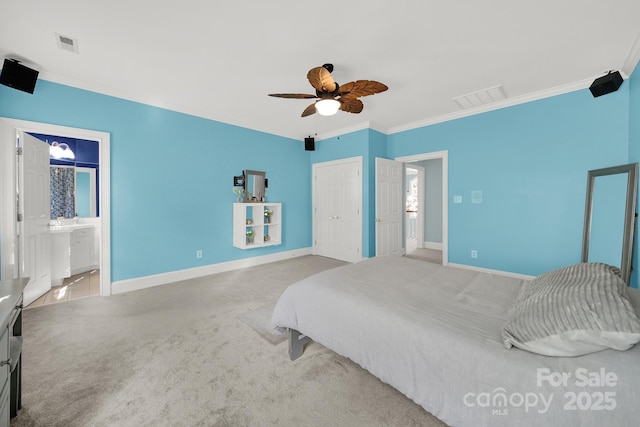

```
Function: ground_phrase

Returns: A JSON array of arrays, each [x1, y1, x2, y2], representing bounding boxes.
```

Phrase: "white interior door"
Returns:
[[313, 164, 333, 259], [312, 157, 362, 263], [19, 132, 52, 306], [376, 157, 403, 256]]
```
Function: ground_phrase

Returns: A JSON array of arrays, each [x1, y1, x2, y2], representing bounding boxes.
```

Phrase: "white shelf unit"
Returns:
[[233, 203, 281, 249]]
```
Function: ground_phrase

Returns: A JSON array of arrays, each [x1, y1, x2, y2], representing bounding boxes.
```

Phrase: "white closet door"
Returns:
[[376, 157, 403, 256], [313, 163, 333, 259], [312, 157, 362, 263], [19, 132, 52, 306]]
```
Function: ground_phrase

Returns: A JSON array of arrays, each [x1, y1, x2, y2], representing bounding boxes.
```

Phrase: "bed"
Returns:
[[271, 256, 640, 427]]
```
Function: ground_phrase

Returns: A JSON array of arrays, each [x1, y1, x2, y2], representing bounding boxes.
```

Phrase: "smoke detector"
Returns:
[[55, 33, 79, 54]]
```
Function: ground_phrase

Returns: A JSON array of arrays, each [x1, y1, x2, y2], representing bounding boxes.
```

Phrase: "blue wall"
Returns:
[[0, 79, 312, 282], [388, 87, 631, 278], [2, 66, 639, 287]]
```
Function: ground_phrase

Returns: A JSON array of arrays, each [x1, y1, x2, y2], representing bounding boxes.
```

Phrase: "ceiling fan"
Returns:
[[268, 64, 388, 117]]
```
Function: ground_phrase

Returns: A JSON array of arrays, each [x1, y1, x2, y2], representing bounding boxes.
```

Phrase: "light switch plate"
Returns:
[[453, 195, 462, 204], [471, 191, 483, 204]]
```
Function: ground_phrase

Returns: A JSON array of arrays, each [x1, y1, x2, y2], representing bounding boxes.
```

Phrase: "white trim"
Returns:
[[314, 121, 388, 141], [315, 122, 371, 141], [0, 118, 112, 297], [395, 150, 448, 266], [312, 155, 363, 168], [448, 262, 535, 281], [622, 30, 640, 78], [423, 242, 443, 250], [368, 122, 388, 135], [387, 78, 594, 135], [0, 122, 17, 279], [112, 247, 312, 295]]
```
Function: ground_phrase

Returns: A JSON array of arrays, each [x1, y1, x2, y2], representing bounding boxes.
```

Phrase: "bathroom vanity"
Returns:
[[50, 223, 99, 285]]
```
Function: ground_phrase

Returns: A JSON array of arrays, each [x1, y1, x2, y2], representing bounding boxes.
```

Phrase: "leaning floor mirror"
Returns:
[[582, 163, 638, 285]]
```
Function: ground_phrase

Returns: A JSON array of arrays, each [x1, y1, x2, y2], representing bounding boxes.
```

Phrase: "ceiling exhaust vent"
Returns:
[[55, 33, 79, 54], [453, 85, 506, 109]]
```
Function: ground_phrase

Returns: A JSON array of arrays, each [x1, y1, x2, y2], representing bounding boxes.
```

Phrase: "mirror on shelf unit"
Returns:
[[243, 170, 267, 202]]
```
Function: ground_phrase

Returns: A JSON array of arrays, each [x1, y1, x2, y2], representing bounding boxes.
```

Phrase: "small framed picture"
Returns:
[[233, 175, 244, 187]]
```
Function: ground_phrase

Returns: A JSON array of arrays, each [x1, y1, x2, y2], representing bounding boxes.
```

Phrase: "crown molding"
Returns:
[[314, 121, 389, 141], [621, 30, 640, 77], [387, 77, 595, 135], [315, 121, 370, 141], [368, 121, 388, 135]]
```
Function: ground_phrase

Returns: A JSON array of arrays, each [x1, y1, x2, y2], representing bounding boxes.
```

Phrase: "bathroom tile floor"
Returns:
[[26, 269, 101, 309]]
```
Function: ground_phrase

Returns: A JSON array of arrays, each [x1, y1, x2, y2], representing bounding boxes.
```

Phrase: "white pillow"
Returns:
[[502, 262, 640, 357]]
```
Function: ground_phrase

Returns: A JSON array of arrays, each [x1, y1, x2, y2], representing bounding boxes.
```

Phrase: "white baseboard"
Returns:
[[111, 247, 312, 295], [423, 242, 443, 250], [448, 262, 535, 281]]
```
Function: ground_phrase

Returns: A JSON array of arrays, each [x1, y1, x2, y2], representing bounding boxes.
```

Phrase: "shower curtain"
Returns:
[[50, 166, 75, 218]]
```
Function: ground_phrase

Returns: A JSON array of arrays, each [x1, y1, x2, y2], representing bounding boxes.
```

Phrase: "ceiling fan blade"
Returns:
[[307, 66, 337, 93], [268, 93, 317, 99], [339, 98, 364, 114], [301, 103, 317, 117], [338, 80, 388, 99]]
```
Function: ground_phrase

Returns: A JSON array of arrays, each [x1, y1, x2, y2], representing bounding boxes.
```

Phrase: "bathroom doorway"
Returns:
[[30, 132, 102, 306], [0, 118, 111, 299]]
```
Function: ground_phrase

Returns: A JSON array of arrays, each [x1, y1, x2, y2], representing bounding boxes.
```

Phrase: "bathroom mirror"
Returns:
[[50, 165, 98, 218], [244, 170, 266, 202], [76, 167, 97, 217], [582, 163, 638, 285]]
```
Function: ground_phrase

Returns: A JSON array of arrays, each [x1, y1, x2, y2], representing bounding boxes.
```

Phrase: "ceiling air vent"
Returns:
[[55, 33, 79, 54], [453, 85, 506, 109]]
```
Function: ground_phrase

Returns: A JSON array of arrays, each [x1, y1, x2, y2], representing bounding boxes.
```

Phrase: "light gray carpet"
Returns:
[[15, 255, 448, 427], [405, 248, 443, 264], [238, 302, 287, 346]]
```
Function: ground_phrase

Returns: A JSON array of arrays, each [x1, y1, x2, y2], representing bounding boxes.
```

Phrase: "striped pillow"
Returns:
[[502, 262, 640, 356]]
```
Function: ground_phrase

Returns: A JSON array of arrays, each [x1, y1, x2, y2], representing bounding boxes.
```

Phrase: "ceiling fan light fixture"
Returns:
[[315, 99, 341, 116]]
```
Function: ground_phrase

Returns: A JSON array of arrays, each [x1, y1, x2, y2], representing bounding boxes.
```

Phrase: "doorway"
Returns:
[[0, 118, 111, 298], [404, 165, 424, 253], [396, 151, 448, 265]]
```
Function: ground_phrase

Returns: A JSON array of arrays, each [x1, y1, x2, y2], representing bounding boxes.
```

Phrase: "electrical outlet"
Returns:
[[471, 250, 478, 259], [196, 250, 203, 259]]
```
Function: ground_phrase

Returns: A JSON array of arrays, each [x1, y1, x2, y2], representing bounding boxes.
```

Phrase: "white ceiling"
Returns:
[[2, 1, 640, 141]]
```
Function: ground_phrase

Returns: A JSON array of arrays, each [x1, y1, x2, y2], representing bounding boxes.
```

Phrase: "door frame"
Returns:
[[0, 118, 112, 296], [395, 150, 448, 265]]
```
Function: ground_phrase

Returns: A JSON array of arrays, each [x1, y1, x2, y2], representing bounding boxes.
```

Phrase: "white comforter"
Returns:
[[271, 256, 640, 427]]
